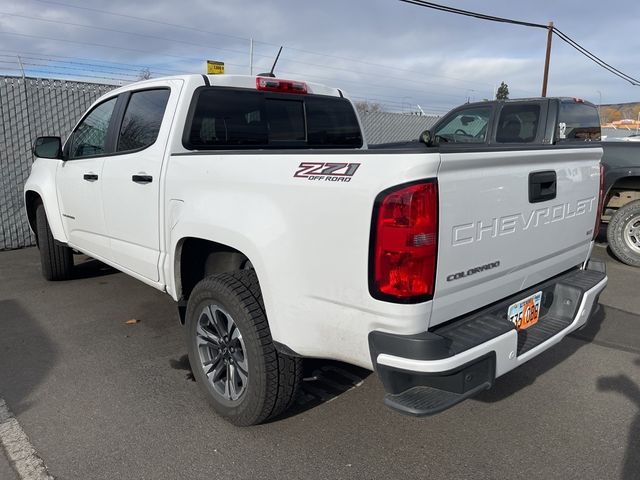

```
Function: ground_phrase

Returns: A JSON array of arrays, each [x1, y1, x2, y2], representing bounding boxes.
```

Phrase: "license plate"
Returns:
[[508, 291, 542, 331]]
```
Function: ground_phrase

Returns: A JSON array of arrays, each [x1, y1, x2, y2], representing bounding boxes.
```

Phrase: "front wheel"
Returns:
[[35, 203, 73, 280], [607, 199, 640, 267], [185, 271, 302, 426]]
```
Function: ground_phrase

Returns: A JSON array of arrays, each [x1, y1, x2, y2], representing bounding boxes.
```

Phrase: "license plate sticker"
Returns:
[[508, 291, 542, 331]]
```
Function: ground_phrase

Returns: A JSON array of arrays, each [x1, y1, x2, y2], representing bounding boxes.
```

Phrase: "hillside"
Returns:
[[599, 102, 640, 123]]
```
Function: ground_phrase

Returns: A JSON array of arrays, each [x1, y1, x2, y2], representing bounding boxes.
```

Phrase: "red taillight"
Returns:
[[256, 77, 308, 94], [371, 181, 438, 302], [594, 163, 605, 240]]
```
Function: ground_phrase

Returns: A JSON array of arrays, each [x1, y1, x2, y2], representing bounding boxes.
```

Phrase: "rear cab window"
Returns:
[[495, 104, 542, 143], [183, 88, 363, 150], [556, 100, 601, 143]]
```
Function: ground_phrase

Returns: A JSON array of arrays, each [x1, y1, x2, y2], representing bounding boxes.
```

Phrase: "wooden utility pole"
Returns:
[[541, 21, 554, 97]]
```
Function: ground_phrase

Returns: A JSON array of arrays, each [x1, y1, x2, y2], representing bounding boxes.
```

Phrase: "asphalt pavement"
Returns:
[[0, 245, 639, 480], [0, 452, 17, 480]]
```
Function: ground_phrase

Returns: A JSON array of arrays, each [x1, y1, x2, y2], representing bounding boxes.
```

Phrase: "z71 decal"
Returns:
[[294, 162, 360, 182]]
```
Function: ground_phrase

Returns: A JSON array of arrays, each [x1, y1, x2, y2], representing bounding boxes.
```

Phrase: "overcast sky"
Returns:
[[1, 0, 638, 114]]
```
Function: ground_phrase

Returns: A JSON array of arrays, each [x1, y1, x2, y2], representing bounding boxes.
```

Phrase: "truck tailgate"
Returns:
[[430, 146, 602, 327]]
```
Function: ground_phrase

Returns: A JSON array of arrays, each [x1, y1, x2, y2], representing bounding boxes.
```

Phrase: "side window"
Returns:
[[434, 106, 492, 144], [68, 97, 117, 159], [117, 89, 170, 152], [556, 102, 601, 142], [496, 104, 541, 143]]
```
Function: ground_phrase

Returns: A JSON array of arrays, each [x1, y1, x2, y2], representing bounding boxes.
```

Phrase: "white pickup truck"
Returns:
[[25, 74, 607, 425]]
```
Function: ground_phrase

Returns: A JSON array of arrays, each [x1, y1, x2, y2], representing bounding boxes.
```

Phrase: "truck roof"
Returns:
[[107, 74, 344, 98], [460, 97, 597, 110]]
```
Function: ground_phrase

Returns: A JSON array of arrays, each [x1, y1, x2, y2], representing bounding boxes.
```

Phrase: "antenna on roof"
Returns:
[[258, 46, 283, 78]]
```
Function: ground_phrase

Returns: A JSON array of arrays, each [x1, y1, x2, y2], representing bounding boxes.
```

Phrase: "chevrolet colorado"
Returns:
[[25, 75, 607, 425]]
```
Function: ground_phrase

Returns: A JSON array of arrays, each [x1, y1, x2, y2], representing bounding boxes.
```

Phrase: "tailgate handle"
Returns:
[[529, 171, 556, 203]]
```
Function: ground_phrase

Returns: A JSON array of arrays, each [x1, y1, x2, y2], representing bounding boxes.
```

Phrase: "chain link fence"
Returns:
[[0, 75, 439, 250], [360, 111, 439, 144], [0, 76, 115, 250]]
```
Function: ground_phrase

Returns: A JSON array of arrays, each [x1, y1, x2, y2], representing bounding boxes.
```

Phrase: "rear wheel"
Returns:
[[35, 203, 73, 280], [607, 199, 640, 267], [185, 270, 302, 426]]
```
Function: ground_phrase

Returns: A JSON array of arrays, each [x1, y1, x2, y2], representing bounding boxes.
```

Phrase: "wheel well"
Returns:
[[176, 237, 251, 305], [605, 177, 640, 210], [24, 191, 42, 244]]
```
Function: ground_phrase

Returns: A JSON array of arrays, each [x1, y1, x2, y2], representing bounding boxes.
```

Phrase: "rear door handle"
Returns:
[[132, 174, 153, 184], [83, 173, 99, 181], [529, 170, 556, 203]]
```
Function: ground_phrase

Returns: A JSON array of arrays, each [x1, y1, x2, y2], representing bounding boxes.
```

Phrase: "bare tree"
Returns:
[[354, 100, 383, 114], [137, 67, 152, 81]]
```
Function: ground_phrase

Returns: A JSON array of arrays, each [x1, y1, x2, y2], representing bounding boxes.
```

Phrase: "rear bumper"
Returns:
[[368, 260, 608, 416]]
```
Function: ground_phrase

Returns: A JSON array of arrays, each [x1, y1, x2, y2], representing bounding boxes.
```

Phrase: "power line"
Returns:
[[0, 65, 122, 83], [0, 30, 246, 69], [0, 11, 275, 61], [0, 21, 497, 97], [399, 0, 547, 28], [33, 0, 252, 43], [399, 0, 640, 86], [0, 50, 187, 74], [275, 69, 491, 101], [30, 0, 497, 89], [552, 29, 640, 86], [11, 8, 494, 95]]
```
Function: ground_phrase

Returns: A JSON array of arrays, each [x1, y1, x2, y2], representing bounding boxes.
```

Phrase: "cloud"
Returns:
[[0, 0, 637, 110]]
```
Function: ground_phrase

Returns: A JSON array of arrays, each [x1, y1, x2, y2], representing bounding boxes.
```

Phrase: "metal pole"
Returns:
[[16, 55, 33, 145], [541, 21, 554, 97], [16, 55, 25, 80], [249, 38, 254, 75]]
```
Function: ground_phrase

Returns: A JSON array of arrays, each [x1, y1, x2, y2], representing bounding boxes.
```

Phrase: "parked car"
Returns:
[[601, 140, 640, 266], [25, 76, 607, 425]]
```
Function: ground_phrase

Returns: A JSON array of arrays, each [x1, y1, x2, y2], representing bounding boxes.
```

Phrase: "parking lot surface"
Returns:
[[1, 245, 639, 480]]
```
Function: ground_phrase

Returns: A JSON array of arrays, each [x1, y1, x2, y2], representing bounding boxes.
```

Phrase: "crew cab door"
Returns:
[[56, 95, 119, 259], [431, 101, 601, 327], [100, 81, 180, 282]]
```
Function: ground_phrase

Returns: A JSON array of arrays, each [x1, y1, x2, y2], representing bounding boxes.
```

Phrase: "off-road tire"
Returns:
[[186, 270, 302, 426], [607, 199, 640, 267], [35, 203, 73, 280]]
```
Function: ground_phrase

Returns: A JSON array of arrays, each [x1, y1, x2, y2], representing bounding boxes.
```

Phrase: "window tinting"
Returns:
[[496, 104, 541, 143], [306, 96, 363, 146], [68, 97, 117, 159], [265, 99, 305, 142], [557, 102, 601, 142], [117, 89, 170, 152], [434, 106, 491, 144], [185, 88, 362, 149]]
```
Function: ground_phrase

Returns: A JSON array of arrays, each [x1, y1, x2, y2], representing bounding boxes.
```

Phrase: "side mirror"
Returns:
[[419, 129, 433, 146], [33, 136, 62, 159]]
